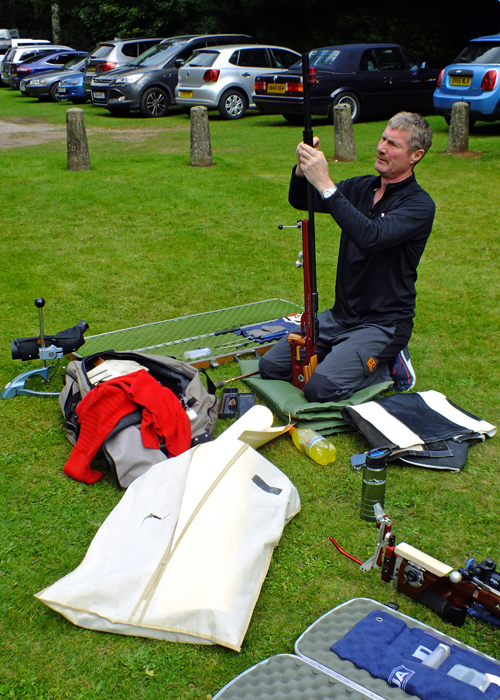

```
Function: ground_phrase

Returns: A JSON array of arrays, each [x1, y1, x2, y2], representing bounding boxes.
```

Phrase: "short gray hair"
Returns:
[[388, 112, 433, 155]]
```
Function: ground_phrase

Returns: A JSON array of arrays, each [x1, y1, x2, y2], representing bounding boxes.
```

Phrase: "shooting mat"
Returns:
[[78, 299, 302, 365]]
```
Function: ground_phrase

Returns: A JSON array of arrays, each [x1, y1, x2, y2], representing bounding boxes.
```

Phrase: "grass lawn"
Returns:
[[1, 87, 499, 699]]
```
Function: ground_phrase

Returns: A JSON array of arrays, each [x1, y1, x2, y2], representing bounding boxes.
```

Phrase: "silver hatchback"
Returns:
[[175, 43, 300, 119]]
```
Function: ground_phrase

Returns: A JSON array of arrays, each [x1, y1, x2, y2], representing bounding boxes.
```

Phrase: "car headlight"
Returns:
[[113, 73, 142, 85], [66, 79, 81, 86], [32, 79, 47, 85]]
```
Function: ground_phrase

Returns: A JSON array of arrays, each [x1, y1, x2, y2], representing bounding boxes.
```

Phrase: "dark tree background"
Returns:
[[2, 0, 500, 67]]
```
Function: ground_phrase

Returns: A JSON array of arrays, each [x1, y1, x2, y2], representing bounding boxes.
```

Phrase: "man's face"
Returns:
[[375, 125, 419, 182]]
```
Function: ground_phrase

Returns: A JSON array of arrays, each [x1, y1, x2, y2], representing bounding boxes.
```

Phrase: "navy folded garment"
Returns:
[[238, 316, 301, 343], [331, 610, 500, 700]]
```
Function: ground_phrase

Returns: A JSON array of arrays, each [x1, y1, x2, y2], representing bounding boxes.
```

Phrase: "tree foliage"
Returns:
[[2, 0, 500, 66]]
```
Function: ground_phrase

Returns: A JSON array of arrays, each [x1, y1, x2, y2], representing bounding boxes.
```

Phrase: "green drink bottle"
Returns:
[[360, 448, 391, 522]]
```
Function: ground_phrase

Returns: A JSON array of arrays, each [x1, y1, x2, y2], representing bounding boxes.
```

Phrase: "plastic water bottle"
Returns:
[[183, 347, 212, 361], [290, 427, 336, 466], [360, 448, 391, 521]]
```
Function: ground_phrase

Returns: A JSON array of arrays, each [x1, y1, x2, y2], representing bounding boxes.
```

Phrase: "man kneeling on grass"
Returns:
[[259, 112, 435, 402]]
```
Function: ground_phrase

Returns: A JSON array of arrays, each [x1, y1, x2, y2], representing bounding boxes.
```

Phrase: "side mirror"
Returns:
[[174, 58, 184, 68]]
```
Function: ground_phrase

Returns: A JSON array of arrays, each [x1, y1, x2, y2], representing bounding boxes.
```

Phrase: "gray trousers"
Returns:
[[259, 309, 400, 403]]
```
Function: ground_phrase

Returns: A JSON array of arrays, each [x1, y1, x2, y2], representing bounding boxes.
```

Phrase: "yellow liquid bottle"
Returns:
[[290, 427, 336, 466]]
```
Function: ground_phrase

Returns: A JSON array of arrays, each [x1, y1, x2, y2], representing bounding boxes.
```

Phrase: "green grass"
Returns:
[[1, 88, 500, 698]]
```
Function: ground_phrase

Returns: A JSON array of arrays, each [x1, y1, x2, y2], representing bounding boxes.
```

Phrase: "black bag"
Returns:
[[59, 351, 219, 488]]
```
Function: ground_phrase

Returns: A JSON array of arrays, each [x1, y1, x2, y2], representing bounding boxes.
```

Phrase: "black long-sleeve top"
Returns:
[[289, 169, 436, 329]]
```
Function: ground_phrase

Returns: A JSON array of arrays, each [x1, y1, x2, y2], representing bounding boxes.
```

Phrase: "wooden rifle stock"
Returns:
[[288, 53, 319, 389]]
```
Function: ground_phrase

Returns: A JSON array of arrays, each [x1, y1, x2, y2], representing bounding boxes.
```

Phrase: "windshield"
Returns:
[[65, 56, 86, 70], [130, 40, 188, 67], [455, 42, 500, 64]]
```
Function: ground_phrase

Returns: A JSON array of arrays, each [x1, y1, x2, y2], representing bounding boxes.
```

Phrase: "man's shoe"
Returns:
[[390, 346, 416, 391]]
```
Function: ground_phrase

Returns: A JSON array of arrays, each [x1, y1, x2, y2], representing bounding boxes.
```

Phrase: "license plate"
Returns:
[[20, 86, 25, 92], [92, 91, 105, 100], [450, 76, 471, 86], [179, 90, 193, 97], [267, 83, 286, 94], [11, 70, 17, 77], [88, 66, 96, 72], [58, 87, 67, 93]]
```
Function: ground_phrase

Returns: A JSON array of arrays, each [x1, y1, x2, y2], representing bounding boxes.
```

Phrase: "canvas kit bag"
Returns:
[[59, 350, 218, 488]]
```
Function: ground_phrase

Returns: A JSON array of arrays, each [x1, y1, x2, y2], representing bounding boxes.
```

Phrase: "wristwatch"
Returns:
[[321, 185, 337, 199]]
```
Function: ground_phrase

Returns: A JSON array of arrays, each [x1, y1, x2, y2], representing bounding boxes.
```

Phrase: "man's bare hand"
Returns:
[[295, 138, 334, 193]]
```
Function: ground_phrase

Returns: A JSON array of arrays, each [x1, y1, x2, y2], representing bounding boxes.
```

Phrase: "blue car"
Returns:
[[21, 57, 87, 102], [56, 72, 88, 103], [10, 49, 88, 89], [433, 34, 500, 125]]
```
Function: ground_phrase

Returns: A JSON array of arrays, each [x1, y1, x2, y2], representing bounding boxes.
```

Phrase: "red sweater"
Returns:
[[63, 369, 191, 484]]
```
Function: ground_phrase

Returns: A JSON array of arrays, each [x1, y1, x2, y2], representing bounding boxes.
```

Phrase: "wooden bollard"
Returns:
[[447, 102, 469, 154], [66, 108, 90, 171], [333, 103, 356, 162], [190, 106, 213, 166]]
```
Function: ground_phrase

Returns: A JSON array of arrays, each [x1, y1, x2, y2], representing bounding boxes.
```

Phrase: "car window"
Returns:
[[360, 49, 378, 71], [122, 42, 141, 58], [138, 40, 160, 55], [402, 48, 420, 71], [184, 50, 219, 67], [19, 49, 45, 61], [455, 42, 500, 64], [237, 48, 270, 68], [309, 49, 340, 67], [373, 47, 406, 71], [48, 53, 72, 65], [65, 57, 86, 70], [90, 44, 115, 59], [271, 48, 299, 68]]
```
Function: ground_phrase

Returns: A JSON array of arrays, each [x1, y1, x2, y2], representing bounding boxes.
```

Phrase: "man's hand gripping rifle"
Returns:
[[279, 53, 319, 389]]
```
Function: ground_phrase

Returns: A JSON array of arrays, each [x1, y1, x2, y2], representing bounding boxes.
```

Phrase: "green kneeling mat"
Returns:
[[237, 358, 392, 435]]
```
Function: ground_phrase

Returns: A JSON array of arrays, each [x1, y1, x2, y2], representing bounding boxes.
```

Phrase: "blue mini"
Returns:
[[433, 34, 500, 125]]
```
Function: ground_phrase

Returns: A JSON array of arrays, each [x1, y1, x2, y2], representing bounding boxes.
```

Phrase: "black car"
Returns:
[[90, 33, 254, 118], [253, 44, 440, 123]]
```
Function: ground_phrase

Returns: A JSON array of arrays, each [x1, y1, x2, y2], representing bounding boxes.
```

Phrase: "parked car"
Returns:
[[90, 34, 255, 117], [253, 43, 440, 123], [433, 34, 500, 125], [175, 44, 300, 119], [10, 49, 87, 89], [20, 56, 87, 101], [0, 36, 50, 85], [56, 72, 87, 103], [2, 43, 72, 85], [83, 37, 165, 94], [1, 39, 52, 84]]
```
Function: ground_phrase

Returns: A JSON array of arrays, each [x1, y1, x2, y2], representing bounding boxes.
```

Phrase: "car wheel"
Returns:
[[49, 81, 69, 103], [218, 89, 247, 119], [139, 87, 170, 118], [282, 113, 303, 125], [330, 92, 360, 123]]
